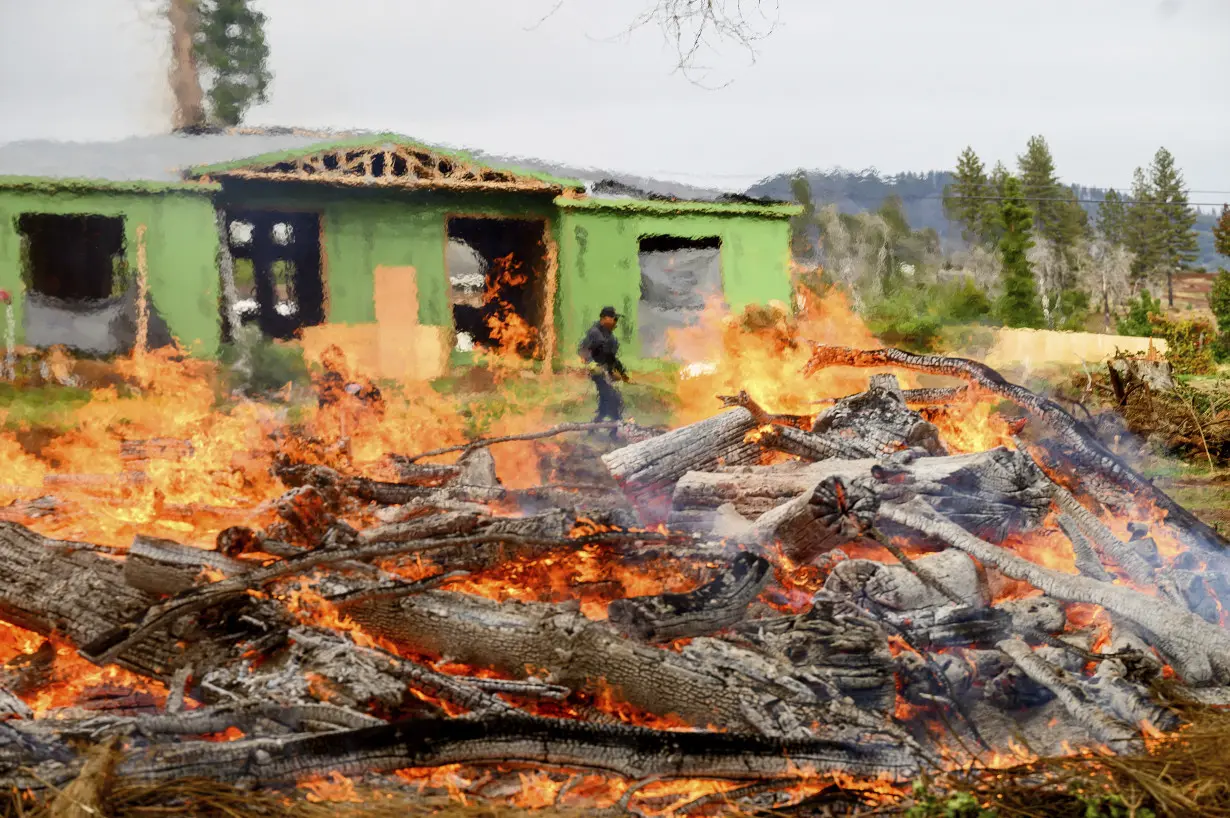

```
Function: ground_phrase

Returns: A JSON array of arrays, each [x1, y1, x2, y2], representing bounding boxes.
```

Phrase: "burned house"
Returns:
[[0, 130, 799, 373]]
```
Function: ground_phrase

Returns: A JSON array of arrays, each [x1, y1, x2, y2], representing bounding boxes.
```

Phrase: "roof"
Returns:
[[0, 130, 336, 183], [0, 127, 791, 206], [183, 132, 586, 192], [554, 195, 801, 218]]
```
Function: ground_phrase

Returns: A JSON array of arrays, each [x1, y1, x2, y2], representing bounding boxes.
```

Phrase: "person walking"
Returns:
[[577, 306, 629, 438]]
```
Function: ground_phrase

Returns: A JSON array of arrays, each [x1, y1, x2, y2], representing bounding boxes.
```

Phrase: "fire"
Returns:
[[922, 397, 1019, 454], [434, 543, 707, 619], [0, 621, 164, 714], [668, 287, 919, 425], [300, 771, 362, 803], [1, 272, 1224, 815], [999, 520, 1078, 576]]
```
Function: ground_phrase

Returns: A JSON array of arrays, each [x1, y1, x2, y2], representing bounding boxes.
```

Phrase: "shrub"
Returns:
[[1148, 313, 1217, 375], [219, 327, 310, 395], [1052, 287, 1091, 331], [1210, 269, 1230, 333], [1117, 290, 1163, 337], [863, 276, 993, 352]]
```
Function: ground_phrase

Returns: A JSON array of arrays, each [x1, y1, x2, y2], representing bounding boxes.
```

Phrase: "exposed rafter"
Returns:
[[214, 145, 563, 193]]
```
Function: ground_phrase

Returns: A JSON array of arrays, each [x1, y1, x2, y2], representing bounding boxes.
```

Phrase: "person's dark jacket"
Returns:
[[578, 322, 627, 379]]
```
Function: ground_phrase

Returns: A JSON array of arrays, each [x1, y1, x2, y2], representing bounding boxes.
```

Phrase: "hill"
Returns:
[[746, 169, 1225, 270]]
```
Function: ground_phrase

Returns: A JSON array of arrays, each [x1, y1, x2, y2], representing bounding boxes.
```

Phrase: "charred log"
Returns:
[[880, 605, 1010, 650], [801, 345, 1230, 556], [805, 375, 946, 459], [997, 637, 1142, 752], [1056, 515, 1114, 582], [607, 551, 771, 641], [747, 476, 879, 563], [603, 408, 762, 523], [385, 460, 461, 487], [824, 550, 990, 612], [95, 714, 920, 789], [879, 502, 1230, 686], [123, 535, 248, 596], [671, 449, 1052, 543], [339, 589, 895, 736]]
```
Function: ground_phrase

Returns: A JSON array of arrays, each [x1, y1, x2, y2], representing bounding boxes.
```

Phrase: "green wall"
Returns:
[[0, 187, 222, 356], [216, 182, 559, 329], [555, 205, 793, 363], [0, 179, 794, 366]]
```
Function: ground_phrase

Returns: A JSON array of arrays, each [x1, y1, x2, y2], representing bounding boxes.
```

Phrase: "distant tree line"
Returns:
[[789, 136, 1230, 363]]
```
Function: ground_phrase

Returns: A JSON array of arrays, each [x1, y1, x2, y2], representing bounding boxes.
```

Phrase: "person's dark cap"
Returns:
[[599, 306, 619, 319]]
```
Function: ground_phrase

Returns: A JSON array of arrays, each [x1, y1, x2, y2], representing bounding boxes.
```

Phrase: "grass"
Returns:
[[0, 381, 93, 429], [424, 366, 681, 435]]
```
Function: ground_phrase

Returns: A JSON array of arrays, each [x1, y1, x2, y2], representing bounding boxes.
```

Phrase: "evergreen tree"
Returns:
[[1017, 136, 1065, 244], [1212, 204, 1230, 259], [1148, 147, 1199, 307], [982, 162, 1011, 245], [942, 147, 990, 244], [1017, 136, 1086, 288], [1124, 166, 1162, 290], [995, 176, 1045, 328], [1097, 189, 1128, 246], [194, 0, 272, 126], [789, 174, 818, 260], [1211, 271, 1230, 333]]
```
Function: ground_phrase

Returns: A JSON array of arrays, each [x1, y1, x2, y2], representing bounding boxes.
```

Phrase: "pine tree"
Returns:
[[1017, 136, 1065, 244], [1124, 166, 1161, 290], [942, 147, 990, 244], [194, 0, 273, 126], [981, 162, 1011, 246], [995, 176, 1045, 328], [1097, 189, 1128, 246], [1148, 147, 1199, 307], [1212, 204, 1230, 259], [789, 175, 818, 260], [1211, 271, 1230, 333]]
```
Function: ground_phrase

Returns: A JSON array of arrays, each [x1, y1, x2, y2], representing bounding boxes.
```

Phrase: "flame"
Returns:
[[922, 398, 1019, 454], [668, 291, 917, 425], [300, 771, 362, 803], [0, 621, 164, 714], [434, 543, 707, 620], [0, 281, 1222, 809]]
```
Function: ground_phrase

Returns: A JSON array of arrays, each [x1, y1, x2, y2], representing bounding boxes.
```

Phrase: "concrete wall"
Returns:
[[981, 327, 1169, 369], [0, 187, 221, 356], [555, 206, 793, 362]]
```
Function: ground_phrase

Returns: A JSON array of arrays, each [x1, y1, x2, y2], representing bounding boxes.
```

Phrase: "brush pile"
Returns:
[[0, 346, 1227, 816]]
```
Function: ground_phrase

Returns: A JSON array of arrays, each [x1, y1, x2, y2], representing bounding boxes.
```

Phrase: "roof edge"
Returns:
[[554, 195, 802, 218], [0, 176, 221, 195], [185, 133, 588, 191]]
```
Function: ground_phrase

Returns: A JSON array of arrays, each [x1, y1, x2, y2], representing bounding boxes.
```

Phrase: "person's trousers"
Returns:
[[591, 373, 623, 426]]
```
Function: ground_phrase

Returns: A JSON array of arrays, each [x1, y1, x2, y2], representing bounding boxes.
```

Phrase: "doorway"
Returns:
[[223, 209, 325, 340], [445, 216, 548, 358], [637, 234, 724, 359]]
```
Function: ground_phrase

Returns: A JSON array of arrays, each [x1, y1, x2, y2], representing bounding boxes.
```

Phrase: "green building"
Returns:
[[0, 130, 798, 370]]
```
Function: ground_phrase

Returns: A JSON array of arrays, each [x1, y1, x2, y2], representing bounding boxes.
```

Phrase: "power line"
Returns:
[[938, 194, 1228, 207], [621, 168, 1230, 194]]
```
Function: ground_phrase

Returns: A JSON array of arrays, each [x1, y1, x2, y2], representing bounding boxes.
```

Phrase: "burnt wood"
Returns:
[[607, 551, 771, 641]]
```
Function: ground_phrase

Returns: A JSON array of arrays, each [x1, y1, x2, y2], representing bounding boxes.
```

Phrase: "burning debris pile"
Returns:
[[0, 343, 1227, 816]]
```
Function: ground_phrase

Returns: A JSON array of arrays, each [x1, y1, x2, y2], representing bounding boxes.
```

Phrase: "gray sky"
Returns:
[[1, 0, 1228, 195]]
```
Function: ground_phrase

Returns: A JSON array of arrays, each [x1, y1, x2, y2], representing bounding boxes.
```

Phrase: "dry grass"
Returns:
[[5, 705, 1229, 818], [921, 701, 1230, 818], [0, 780, 592, 818]]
